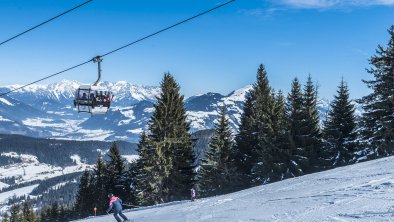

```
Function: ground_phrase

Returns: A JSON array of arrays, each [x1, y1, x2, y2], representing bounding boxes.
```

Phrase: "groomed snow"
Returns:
[[0, 184, 39, 204], [77, 156, 394, 222]]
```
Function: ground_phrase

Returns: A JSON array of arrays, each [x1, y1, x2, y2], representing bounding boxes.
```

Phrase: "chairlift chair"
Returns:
[[73, 56, 113, 115]]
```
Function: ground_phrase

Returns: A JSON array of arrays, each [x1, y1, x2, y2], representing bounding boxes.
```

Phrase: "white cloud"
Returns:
[[274, 0, 394, 8], [238, 7, 282, 17]]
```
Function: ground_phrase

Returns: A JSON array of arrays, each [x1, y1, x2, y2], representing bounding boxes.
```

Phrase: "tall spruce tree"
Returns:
[[234, 64, 277, 187], [233, 89, 258, 189], [323, 79, 357, 167], [105, 142, 127, 199], [92, 154, 107, 214], [358, 26, 394, 158], [145, 73, 195, 203], [253, 90, 292, 184], [124, 160, 138, 205], [272, 91, 287, 144], [74, 170, 92, 218], [234, 64, 289, 187], [301, 75, 322, 173], [286, 78, 306, 177], [198, 107, 235, 197], [135, 132, 157, 205], [252, 65, 277, 185], [270, 91, 291, 181]]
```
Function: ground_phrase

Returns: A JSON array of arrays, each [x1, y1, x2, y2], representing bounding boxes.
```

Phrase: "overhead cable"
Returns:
[[101, 0, 236, 57], [0, 0, 93, 47], [0, 0, 236, 97]]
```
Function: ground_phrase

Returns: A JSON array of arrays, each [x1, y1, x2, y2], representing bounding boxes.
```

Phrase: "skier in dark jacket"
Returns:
[[106, 193, 128, 222]]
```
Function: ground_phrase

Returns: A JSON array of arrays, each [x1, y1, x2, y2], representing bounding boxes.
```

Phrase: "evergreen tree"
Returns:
[[58, 206, 66, 222], [1, 213, 9, 222], [135, 132, 157, 205], [269, 91, 292, 180], [145, 73, 195, 203], [233, 90, 258, 189], [10, 204, 21, 222], [254, 89, 294, 184], [300, 75, 322, 173], [286, 78, 306, 176], [234, 64, 276, 188], [39, 208, 47, 222], [74, 170, 92, 218], [92, 154, 107, 214], [124, 160, 138, 205], [199, 107, 236, 197], [272, 91, 287, 144], [251, 65, 277, 185], [234, 64, 290, 187], [49, 203, 59, 222], [40, 207, 52, 222], [358, 26, 394, 158], [22, 200, 36, 222], [323, 79, 357, 167], [105, 142, 127, 198]]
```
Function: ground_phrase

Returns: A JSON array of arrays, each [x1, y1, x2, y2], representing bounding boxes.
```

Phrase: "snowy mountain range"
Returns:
[[0, 80, 341, 143]]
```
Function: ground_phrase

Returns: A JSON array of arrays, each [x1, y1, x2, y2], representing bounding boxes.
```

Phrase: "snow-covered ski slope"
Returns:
[[77, 156, 394, 222]]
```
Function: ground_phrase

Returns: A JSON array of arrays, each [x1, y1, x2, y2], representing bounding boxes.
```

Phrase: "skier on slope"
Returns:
[[191, 187, 196, 201], [106, 193, 129, 222]]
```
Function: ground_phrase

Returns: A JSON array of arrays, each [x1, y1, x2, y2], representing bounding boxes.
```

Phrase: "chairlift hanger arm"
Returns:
[[92, 56, 102, 86]]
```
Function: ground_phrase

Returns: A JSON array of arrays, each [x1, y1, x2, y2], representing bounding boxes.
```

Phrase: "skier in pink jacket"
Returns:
[[106, 193, 129, 222]]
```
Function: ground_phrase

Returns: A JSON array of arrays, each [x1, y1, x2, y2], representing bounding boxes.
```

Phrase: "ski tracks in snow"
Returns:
[[77, 157, 394, 222]]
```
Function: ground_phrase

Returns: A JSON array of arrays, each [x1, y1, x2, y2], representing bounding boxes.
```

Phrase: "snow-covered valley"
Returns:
[[0, 152, 91, 184], [77, 156, 394, 222], [0, 152, 92, 213], [0, 135, 139, 214]]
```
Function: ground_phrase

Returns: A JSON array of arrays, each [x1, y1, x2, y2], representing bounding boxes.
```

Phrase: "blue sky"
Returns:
[[0, 0, 393, 99]]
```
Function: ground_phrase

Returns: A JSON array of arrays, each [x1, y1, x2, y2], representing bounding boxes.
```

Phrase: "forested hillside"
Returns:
[[0, 134, 137, 166]]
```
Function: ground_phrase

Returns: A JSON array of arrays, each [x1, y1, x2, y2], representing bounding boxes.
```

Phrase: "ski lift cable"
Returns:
[[0, 60, 92, 97], [100, 0, 236, 58], [0, 0, 236, 98], [0, 0, 94, 47]]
